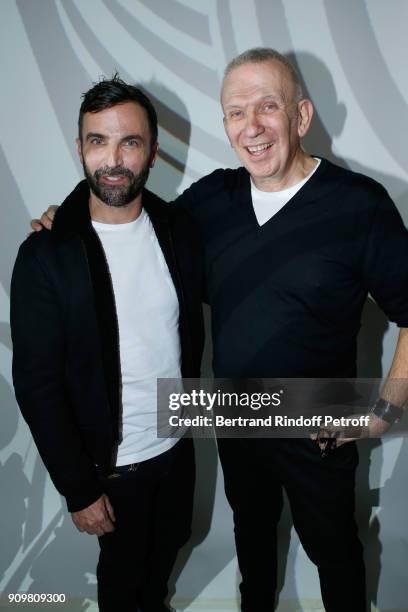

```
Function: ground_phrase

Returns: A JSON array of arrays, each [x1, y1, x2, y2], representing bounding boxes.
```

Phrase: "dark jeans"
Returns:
[[217, 437, 366, 612], [97, 438, 195, 612]]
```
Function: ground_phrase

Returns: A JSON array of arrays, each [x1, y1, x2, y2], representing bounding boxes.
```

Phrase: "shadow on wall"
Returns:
[[0, 90, 100, 605], [369, 437, 408, 609], [0, 375, 29, 586], [0, 147, 36, 594], [0, 366, 97, 606], [27, 514, 97, 609], [295, 51, 408, 226], [146, 80, 192, 202], [0, 147, 33, 293]]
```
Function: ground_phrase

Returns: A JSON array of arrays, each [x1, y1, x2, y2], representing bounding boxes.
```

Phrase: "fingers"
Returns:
[[311, 428, 339, 455], [91, 523, 113, 537], [47, 205, 58, 216], [40, 211, 53, 230], [321, 422, 363, 440], [46, 204, 58, 223], [71, 495, 115, 536], [311, 427, 357, 452], [30, 219, 43, 232], [103, 494, 116, 523], [30, 205, 58, 232], [73, 512, 115, 536]]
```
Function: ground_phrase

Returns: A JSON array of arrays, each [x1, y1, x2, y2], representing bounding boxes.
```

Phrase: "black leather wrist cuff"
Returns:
[[371, 398, 404, 424]]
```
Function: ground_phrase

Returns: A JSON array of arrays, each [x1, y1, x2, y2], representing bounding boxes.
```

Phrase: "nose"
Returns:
[[244, 110, 264, 138], [105, 144, 123, 168]]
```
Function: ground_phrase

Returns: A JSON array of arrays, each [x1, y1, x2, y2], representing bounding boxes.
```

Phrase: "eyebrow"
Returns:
[[84, 132, 145, 143], [224, 94, 283, 110], [85, 132, 104, 141], [121, 134, 144, 142]]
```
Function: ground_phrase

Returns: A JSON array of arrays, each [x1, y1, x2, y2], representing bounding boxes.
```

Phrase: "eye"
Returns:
[[228, 110, 243, 120], [123, 137, 142, 149], [90, 136, 104, 145], [262, 102, 277, 112]]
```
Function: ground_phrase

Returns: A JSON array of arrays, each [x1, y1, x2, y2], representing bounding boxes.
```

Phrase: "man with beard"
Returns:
[[11, 76, 204, 612]]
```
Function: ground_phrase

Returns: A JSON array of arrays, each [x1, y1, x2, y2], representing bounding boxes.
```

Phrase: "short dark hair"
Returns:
[[78, 74, 158, 146]]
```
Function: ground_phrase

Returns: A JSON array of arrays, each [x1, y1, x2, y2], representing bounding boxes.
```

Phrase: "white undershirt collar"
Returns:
[[251, 158, 321, 226]]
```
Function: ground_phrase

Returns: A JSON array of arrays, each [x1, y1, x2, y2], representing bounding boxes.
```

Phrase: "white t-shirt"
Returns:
[[92, 208, 181, 465], [251, 158, 321, 226]]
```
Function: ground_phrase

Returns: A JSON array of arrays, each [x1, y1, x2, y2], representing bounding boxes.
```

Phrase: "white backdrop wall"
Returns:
[[1, 1, 407, 611]]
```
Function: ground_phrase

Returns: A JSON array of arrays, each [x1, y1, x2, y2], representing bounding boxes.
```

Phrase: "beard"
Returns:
[[82, 161, 150, 207]]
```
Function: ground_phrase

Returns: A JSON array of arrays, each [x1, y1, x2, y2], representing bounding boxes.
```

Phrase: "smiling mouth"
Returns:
[[246, 142, 273, 155], [99, 174, 128, 184]]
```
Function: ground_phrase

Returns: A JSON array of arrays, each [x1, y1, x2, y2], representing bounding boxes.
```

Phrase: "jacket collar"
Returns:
[[52, 179, 170, 237]]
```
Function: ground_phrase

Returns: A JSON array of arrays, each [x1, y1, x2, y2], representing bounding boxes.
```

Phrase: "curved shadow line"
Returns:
[[61, 0, 231, 164], [16, 0, 92, 172], [217, 0, 238, 62], [324, 1, 408, 173], [102, 0, 220, 99], [0, 144, 32, 296], [16, 0, 225, 177], [255, 0, 294, 53], [0, 323, 12, 351], [2, 509, 63, 593], [138, 0, 211, 45], [158, 150, 200, 181]]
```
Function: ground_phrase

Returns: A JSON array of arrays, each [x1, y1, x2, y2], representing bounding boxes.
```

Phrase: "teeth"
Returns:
[[247, 143, 272, 153]]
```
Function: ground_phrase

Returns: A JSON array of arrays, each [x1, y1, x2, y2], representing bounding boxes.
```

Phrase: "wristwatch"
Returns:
[[371, 398, 404, 424]]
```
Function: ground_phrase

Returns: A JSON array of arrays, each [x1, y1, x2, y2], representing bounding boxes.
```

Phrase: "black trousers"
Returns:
[[217, 438, 366, 612], [97, 438, 195, 612]]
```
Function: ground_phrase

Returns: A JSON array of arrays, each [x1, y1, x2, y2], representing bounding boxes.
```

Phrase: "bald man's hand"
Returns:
[[71, 494, 116, 537], [31, 205, 58, 231]]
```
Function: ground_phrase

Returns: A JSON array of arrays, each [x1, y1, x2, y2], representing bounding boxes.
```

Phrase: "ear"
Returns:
[[297, 99, 314, 138], [149, 142, 159, 168], [76, 138, 83, 164]]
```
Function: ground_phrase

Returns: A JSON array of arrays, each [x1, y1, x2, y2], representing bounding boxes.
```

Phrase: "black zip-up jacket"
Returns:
[[11, 180, 204, 512]]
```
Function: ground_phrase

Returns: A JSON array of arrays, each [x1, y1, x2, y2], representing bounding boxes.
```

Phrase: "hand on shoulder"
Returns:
[[31, 205, 59, 231]]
